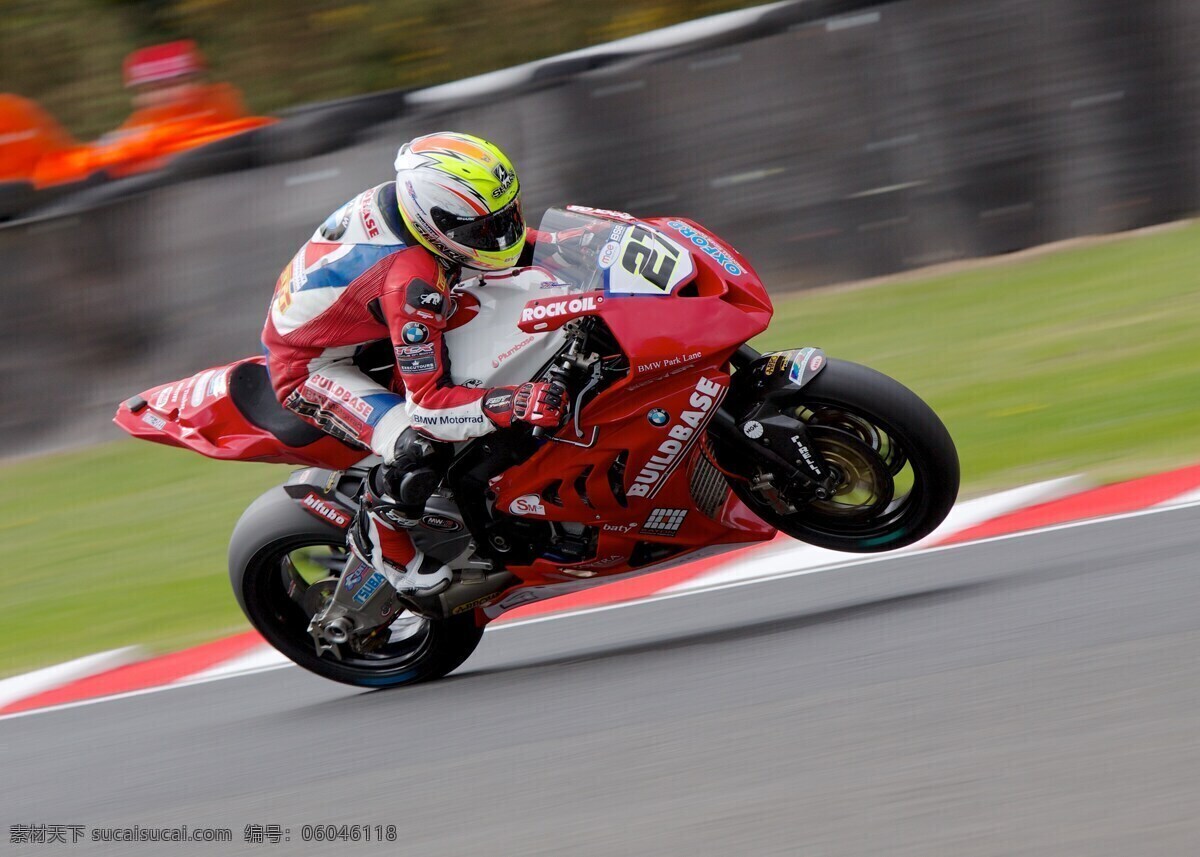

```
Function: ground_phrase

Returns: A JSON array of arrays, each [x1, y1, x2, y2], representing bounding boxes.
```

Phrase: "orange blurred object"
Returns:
[[83, 81, 274, 180], [0, 94, 78, 184], [26, 41, 276, 188]]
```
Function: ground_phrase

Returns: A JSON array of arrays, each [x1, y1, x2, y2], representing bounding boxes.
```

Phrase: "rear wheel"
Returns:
[[229, 488, 483, 688], [716, 359, 959, 552]]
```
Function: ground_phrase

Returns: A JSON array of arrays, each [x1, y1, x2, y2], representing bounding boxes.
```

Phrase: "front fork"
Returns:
[[715, 345, 840, 499]]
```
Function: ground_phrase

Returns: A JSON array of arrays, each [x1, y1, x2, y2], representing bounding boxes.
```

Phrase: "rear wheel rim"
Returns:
[[251, 539, 436, 673]]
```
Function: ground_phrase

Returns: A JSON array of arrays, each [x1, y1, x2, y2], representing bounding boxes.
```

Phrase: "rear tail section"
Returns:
[[114, 356, 367, 468]]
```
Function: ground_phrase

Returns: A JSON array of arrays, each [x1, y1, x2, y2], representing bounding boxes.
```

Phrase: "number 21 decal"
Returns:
[[604, 225, 695, 295]]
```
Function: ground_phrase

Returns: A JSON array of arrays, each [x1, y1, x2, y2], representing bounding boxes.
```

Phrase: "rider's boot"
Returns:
[[347, 455, 452, 597], [348, 513, 452, 596]]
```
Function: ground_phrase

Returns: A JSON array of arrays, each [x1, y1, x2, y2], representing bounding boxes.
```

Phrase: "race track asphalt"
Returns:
[[5, 505, 1200, 856]]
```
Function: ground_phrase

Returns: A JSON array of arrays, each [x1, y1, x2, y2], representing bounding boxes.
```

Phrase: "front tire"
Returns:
[[717, 358, 959, 552], [228, 487, 483, 688]]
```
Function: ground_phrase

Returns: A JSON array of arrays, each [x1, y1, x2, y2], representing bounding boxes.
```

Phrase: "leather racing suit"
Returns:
[[262, 181, 558, 588]]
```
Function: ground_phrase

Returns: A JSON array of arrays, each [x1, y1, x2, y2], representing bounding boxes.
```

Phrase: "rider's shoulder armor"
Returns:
[[311, 182, 407, 248]]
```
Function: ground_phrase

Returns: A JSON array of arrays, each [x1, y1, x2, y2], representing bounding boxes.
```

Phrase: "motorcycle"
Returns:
[[114, 205, 959, 688]]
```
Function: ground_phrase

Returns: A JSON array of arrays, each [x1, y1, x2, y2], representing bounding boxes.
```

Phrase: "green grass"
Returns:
[[2, 222, 1198, 676], [0, 444, 287, 677], [757, 224, 1200, 495]]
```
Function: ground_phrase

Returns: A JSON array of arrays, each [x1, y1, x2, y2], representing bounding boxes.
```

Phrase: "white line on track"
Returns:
[[590, 81, 646, 98], [826, 11, 881, 31], [284, 168, 340, 187], [4, 498, 1199, 724], [1071, 91, 1125, 110], [688, 53, 742, 71], [710, 168, 785, 189]]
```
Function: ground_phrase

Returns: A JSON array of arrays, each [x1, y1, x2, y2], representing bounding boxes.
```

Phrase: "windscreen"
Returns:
[[531, 207, 695, 296]]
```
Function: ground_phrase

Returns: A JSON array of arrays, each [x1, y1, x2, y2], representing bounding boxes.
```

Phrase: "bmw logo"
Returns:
[[401, 322, 429, 344], [647, 408, 670, 427]]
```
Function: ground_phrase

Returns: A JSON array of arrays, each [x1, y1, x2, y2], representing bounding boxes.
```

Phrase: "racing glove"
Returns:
[[483, 381, 568, 429]]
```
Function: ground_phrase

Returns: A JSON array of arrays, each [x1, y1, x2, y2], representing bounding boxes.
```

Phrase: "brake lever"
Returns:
[[572, 358, 603, 438]]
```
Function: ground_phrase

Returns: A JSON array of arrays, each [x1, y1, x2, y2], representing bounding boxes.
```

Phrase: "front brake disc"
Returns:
[[801, 426, 894, 519]]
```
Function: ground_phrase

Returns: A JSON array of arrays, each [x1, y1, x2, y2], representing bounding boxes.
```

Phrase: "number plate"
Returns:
[[602, 224, 695, 296]]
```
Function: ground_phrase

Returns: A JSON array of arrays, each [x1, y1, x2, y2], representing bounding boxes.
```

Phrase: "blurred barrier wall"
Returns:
[[1, 0, 1197, 456]]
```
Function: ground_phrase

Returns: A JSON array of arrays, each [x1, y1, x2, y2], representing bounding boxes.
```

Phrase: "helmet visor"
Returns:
[[431, 199, 524, 252]]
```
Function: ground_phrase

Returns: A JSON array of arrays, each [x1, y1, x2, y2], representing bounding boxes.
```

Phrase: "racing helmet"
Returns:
[[394, 132, 525, 270], [123, 41, 206, 88]]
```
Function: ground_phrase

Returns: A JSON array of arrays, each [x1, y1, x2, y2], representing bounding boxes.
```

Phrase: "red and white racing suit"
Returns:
[[262, 181, 528, 576]]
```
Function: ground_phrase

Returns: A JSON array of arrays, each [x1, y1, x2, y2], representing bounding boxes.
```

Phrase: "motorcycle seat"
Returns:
[[228, 361, 327, 448]]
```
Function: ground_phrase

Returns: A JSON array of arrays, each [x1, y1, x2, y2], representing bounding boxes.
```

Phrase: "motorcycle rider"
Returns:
[[262, 132, 567, 596]]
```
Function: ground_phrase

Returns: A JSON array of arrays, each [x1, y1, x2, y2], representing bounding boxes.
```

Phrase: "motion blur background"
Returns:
[[4, 4, 1200, 853], [1, 0, 1198, 672], [2, 0, 1198, 457]]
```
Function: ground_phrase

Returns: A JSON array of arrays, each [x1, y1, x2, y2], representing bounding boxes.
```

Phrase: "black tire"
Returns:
[[228, 487, 483, 688], [719, 358, 959, 552]]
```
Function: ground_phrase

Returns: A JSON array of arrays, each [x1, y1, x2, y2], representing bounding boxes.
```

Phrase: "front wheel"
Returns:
[[716, 358, 959, 552], [228, 487, 483, 688]]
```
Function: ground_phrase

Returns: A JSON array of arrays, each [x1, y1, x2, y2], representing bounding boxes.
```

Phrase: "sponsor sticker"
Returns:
[[304, 374, 374, 419], [190, 370, 215, 408], [647, 408, 670, 427], [491, 336, 535, 369], [509, 494, 546, 517], [665, 219, 744, 276], [358, 192, 380, 239], [496, 590, 540, 610], [598, 241, 620, 269], [382, 509, 420, 528], [641, 508, 688, 536], [790, 434, 822, 476], [787, 348, 818, 384], [401, 322, 429, 344], [520, 294, 601, 324], [207, 369, 228, 399], [575, 554, 625, 570], [411, 413, 486, 428], [352, 570, 387, 605], [566, 204, 638, 223], [627, 376, 726, 499], [398, 356, 437, 375], [492, 163, 515, 198], [395, 344, 434, 359], [484, 391, 513, 411], [635, 352, 702, 374], [452, 593, 501, 615], [742, 420, 764, 439], [420, 514, 463, 533], [319, 202, 353, 241], [141, 411, 167, 431], [342, 564, 367, 592], [300, 492, 351, 528]]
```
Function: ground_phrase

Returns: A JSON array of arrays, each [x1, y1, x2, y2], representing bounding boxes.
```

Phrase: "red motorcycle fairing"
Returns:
[[476, 212, 778, 609], [113, 356, 367, 469]]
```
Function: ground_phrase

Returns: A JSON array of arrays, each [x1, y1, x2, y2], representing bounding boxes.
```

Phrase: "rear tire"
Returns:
[[229, 487, 483, 688], [718, 358, 959, 552]]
